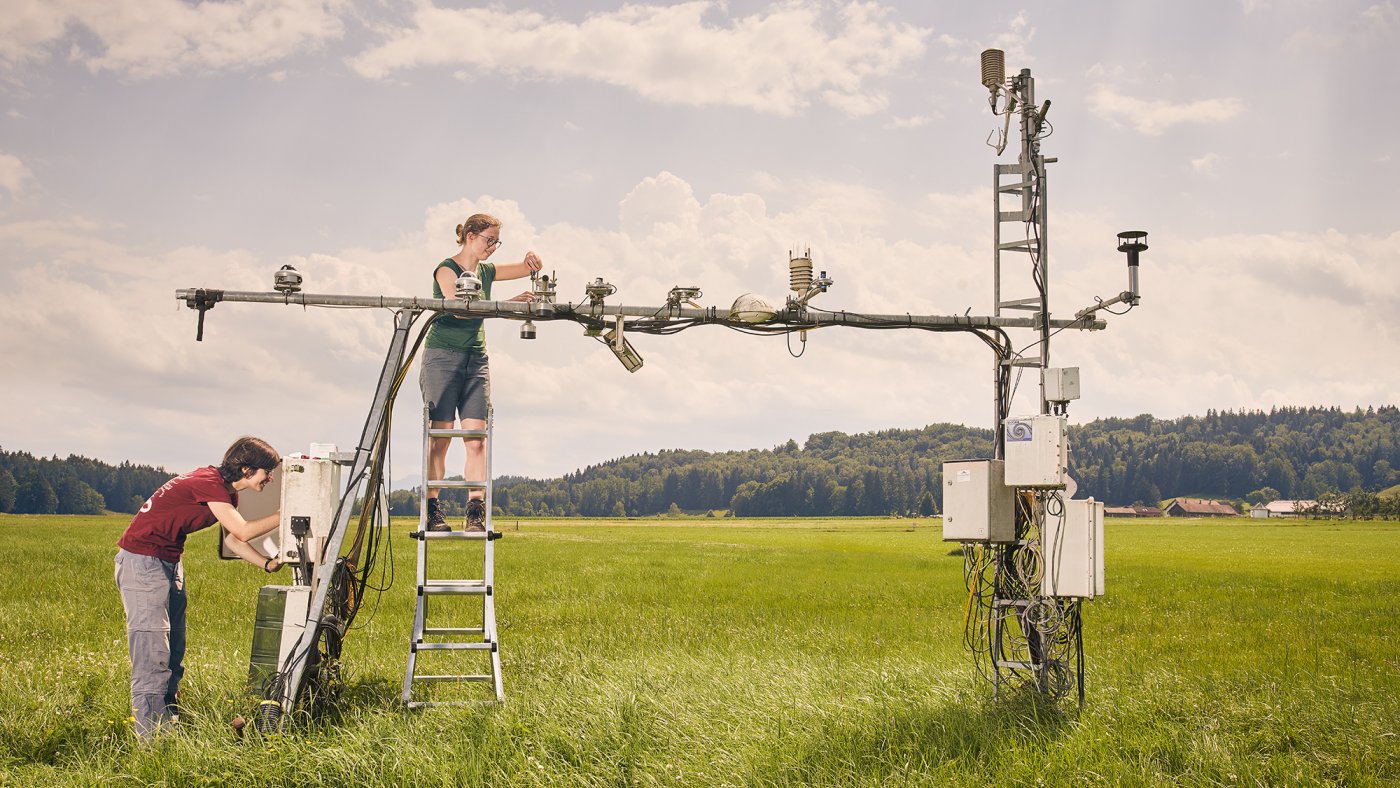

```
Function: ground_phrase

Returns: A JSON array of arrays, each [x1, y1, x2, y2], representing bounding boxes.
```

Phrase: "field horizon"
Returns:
[[2, 514, 1396, 786]]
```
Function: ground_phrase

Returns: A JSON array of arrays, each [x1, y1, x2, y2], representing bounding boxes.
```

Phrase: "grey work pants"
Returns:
[[114, 549, 186, 738]]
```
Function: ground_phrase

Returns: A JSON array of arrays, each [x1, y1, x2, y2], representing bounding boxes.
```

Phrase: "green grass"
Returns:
[[1, 514, 1397, 786]]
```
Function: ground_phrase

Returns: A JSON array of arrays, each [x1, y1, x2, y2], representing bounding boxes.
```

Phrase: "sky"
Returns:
[[1, 0, 1397, 486]]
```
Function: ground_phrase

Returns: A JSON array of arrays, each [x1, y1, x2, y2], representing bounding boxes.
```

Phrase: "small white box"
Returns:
[[1003, 415, 1067, 488], [1044, 367, 1081, 402], [1042, 498, 1105, 598], [942, 459, 1016, 542]]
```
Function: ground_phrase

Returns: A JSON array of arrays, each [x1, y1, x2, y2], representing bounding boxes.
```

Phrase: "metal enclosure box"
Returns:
[[1041, 498, 1105, 598], [277, 456, 342, 563], [942, 459, 1016, 542], [1003, 414, 1067, 488], [1044, 367, 1081, 402], [248, 585, 310, 691]]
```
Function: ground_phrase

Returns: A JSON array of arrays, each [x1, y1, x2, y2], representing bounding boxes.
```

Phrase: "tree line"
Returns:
[[0, 448, 173, 515], [488, 406, 1400, 517], [5, 405, 1400, 518]]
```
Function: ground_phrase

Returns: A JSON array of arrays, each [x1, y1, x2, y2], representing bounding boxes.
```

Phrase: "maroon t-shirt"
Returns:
[[117, 466, 237, 562]]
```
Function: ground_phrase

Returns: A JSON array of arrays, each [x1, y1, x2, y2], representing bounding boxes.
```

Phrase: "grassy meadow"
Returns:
[[0, 513, 1397, 786]]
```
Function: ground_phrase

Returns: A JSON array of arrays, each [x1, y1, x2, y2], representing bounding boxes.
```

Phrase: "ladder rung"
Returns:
[[995, 659, 1039, 670], [425, 479, 487, 490], [998, 182, 1033, 193], [998, 297, 1040, 308], [410, 675, 494, 683], [424, 626, 485, 635], [415, 530, 493, 540], [427, 429, 488, 439], [414, 642, 495, 651], [422, 580, 489, 595], [998, 241, 1034, 251], [999, 210, 1034, 222], [406, 700, 498, 710]]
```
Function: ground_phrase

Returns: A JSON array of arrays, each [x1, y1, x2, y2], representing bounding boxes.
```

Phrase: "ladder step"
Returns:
[[422, 580, 490, 595], [410, 675, 495, 683], [995, 659, 1039, 670], [414, 641, 495, 652], [424, 626, 485, 635], [427, 429, 488, 439], [998, 297, 1040, 308], [999, 210, 1034, 222], [411, 529, 495, 540], [406, 700, 497, 710], [998, 241, 1034, 252], [998, 182, 1033, 193], [425, 479, 487, 490]]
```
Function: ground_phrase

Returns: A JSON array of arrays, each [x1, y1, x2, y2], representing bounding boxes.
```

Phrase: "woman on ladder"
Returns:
[[420, 212, 542, 531]]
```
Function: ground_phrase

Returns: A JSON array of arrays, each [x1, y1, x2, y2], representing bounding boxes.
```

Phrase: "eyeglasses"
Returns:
[[476, 234, 502, 249]]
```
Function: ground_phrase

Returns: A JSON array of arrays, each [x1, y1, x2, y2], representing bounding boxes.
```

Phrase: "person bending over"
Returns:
[[114, 436, 283, 738]]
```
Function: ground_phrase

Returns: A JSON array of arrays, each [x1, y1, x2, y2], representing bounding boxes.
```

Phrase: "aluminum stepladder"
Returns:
[[402, 406, 504, 706]]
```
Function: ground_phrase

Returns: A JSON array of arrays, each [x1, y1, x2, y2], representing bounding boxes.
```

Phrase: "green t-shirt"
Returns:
[[426, 259, 496, 353]]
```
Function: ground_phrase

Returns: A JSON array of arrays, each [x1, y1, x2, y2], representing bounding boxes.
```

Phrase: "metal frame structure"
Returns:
[[173, 53, 1141, 724], [403, 407, 505, 705]]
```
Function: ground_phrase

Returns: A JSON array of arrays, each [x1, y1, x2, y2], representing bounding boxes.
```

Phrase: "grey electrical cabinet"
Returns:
[[942, 459, 1016, 542], [1042, 498, 1105, 598]]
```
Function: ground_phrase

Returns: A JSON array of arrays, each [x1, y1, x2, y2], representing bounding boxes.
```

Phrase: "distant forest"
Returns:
[[488, 406, 1400, 517], [4, 406, 1399, 517], [0, 448, 173, 516]]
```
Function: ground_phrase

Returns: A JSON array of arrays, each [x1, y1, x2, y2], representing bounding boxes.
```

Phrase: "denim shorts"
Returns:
[[420, 346, 491, 422]]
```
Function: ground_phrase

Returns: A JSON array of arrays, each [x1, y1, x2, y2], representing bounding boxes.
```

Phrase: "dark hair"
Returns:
[[217, 436, 280, 484], [455, 213, 501, 245]]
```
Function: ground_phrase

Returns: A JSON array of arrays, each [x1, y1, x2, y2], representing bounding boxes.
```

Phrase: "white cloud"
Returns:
[[351, 1, 931, 116], [0, 0, 347, 77], [1088, 84, 1245, 136], [1283, 27, 1344, 55], [0, 152, 34, 198], [4, 173, 1398, 480], [1361, 2, 1398, 32], [884, 115, 931, 130], [1191, 153, 1222, 176]]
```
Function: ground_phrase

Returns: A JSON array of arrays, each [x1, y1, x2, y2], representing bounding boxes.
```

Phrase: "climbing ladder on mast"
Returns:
[[402, 408, 504, 706]]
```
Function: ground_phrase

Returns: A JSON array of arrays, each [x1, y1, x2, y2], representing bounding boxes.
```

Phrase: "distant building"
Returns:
[[1106, 505, 1162, 517], [1250, 499, 1345, 518], [1164, 498, 1238, 517]]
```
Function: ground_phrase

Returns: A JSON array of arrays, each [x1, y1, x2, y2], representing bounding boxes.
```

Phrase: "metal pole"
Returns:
[[173, 289, 1104, 332], [276, 307, 419, 717]]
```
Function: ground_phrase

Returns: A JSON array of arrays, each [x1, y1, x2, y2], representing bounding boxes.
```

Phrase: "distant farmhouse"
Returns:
[[1164, 498, 1238, 517], [1249, 499, 1347, 518], [1105, 504, 1162, 517]]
